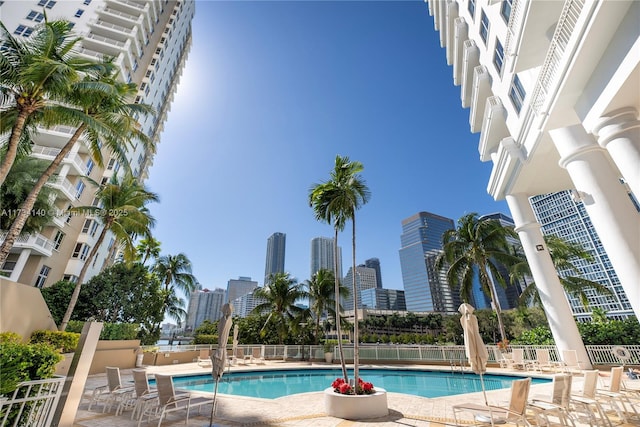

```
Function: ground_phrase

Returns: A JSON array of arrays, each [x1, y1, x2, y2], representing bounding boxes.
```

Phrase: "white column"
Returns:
[[506, 193, 591, 369], [592, 107, 640, 199], [8, 248, 32, 282], [551, 124, 640, 319]]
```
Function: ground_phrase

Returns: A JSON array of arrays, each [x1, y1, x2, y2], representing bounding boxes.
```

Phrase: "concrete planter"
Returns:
[[323, 387, 388, 420]]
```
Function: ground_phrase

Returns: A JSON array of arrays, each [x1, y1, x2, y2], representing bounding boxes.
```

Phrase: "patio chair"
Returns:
[[559, 349, 587, 373], [570, 370, 613, 427], [452, 377, 532, 426], [136, 373, 212, 427], [87, 366, 135, 413], [236, 348, 252, 364], [528, 349, 558, 373], [492, 347, 511, 369], [197, 348, 212, 367], [595, 366, 639, 423], [251, 347, 265, 364], [510, 348, 527, 370], [115, 368, 158, 420], [226, 348, 237, 366], [528, 373, 575, 426]]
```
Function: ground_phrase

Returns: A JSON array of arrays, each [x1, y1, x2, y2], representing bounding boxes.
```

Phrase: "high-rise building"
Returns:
[[186, 288, 226, 331], [310, 237, 342, 279], [0, 0, 195, 287], [531, 192, 633, 320], [399, 211, 460, 313], [360, 288, 406, 311], [426, 0, 639, 366], [363, 258, 383, 289], [342, 265, 377, 311], [225, 276, 258, 304], [232, 292, 265, 318], [264, 232, 286, 284]]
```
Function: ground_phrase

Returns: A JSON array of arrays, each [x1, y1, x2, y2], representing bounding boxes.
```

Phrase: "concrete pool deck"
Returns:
[[73, 360, 637, 427]]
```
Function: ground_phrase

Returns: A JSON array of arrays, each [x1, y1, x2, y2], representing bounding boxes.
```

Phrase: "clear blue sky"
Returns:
[[145, 0, 509, 296]]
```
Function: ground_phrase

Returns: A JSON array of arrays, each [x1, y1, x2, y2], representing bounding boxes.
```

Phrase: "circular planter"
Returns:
[[324, 387, 388, 420]]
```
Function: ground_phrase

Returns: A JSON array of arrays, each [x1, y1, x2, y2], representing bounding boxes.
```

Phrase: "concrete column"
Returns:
[[506, 193, 591, 370], [8, 248, 31, 282], [592, 107, 640, 199], [550, 124, 640, 319]]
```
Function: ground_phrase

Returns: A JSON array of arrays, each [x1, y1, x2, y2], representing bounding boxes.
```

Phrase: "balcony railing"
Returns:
[[31, 145, 84, 173], [0, 377, 65, 427], [86, 33, 126, 48], [93, 19, 133, 34], [0, 231, 54, 255], [103, 7, 140, 22]]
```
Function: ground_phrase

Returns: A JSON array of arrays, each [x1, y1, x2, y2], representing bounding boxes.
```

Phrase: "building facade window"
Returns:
[[26, 11, 45, 22], [493, 39, 505, 75], [107, 158, 116, 170], [509, 74, 526, 114], [63, 274, 78, 283], [501, 0, 513, 24], [74, 9, 84, 17], [75, 181, 85, 199], [35, 265, 51, 288], [81, 219, 93, 234], [37, 0, 57, 9], [85, 159, 94, 175], [14, 25, 34, 37], [53, 230, 65, 250], [467, 0, 476, 20], [83, 0, 91, 4], [479, 10, 489, 44], [72, 243, 90, 261]]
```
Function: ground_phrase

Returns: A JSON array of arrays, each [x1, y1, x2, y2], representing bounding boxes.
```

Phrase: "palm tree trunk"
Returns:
[[59, 220, 109, 331], [0, 109, 30, 186], [484, 267, 507, 342], [0, 126, 85, 266], [333, 227, 348, 382], [351, 216, 360, 389]]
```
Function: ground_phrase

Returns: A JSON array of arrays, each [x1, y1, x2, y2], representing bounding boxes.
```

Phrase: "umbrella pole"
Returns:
[[480, 372, 488, 406], [208, 377, 220, 427]]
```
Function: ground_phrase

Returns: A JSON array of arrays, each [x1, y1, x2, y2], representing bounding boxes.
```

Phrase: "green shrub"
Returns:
[[193, 334, 217, 345], [0, 332, 22, 344], [29, 330, 79, 353], [66, 320, 138, 341], [0, 340, 62, 395]]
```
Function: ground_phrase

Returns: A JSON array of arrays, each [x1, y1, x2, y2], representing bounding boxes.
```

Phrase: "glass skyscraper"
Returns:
[[310, 237, 342, 279], [399, 212, 459, 313], [264, 232, 286, 284], [363, 258, 383, 289]]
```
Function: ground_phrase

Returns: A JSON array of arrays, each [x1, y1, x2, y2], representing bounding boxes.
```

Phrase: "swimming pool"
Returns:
[[165, 368, 549, 399]]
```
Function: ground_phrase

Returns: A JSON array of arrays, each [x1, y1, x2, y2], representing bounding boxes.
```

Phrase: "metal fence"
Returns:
[[0, 376, 65, 427], [145, 343, 640, 367]]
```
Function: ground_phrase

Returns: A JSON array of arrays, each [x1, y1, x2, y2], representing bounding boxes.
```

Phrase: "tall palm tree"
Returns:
[[136, 236, 162, 266], [308, 154, 371, 388], [0, 18, 103, 184], [511, 235, 613, 309], [305, 268, 349, 345], [436, 213, 520, 343], [252, 272, 307, 345], [58, 173, 159, 330], [0, 61, 154, 266], [153, 253, 198, 329]]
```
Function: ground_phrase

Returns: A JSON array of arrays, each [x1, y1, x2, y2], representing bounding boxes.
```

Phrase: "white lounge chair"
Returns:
[[570, 370, 613, 427], [559, 349, 587, 373], [251, 347, 265, 364], [528, 373, 575, 426], [453, 377, 532, 426], [595, 366, 639, 423], [87, 366, 135, 413], [528, 349, 558, 373], [197, 348, 212, 367]]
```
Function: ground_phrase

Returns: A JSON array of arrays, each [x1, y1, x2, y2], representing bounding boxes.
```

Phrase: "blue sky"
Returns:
[[145, 0, 509, 295]]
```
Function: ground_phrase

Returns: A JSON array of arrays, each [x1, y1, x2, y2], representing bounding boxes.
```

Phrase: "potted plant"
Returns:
[[323, 341, 334, 363]]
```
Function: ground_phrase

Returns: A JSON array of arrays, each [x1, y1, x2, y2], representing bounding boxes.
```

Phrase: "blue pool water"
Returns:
[[164, 369, 549, 399]]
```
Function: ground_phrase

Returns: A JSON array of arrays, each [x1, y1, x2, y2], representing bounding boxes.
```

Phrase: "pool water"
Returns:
[[165, 369, 549, 399]]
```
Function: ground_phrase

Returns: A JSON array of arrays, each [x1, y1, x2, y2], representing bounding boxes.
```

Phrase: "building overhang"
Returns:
[[445, 1, 459, 65], [453, 17, 467, 86], [470, 65, 492, 133], [478, 97, 510, 162], [461, 40, 479, 108]]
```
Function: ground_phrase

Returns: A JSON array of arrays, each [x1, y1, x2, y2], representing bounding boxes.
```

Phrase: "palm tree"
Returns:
[[58, 173, 159, 330], [308, 154, 371, 389], [436, 213, 520, 343], [136, 236, 162, 266], [0, 18, 103, 185], [252, 272, 307, 345], [305, 268, 349, 345], [0, 61, 154, 266], [153, 253, 198, 329], [512, 235, 613, 309]]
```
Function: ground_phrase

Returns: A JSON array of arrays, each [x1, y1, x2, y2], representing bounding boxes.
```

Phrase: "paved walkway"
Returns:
[[72, 361, 637, 427]]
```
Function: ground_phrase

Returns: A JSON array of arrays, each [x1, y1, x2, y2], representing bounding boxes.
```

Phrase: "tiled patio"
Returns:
[[72, 361, 639, 427]]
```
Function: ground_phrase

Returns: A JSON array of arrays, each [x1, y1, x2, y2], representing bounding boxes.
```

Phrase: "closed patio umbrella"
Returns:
[[208, 303, 233, 426], [459, 303, 489, 405]]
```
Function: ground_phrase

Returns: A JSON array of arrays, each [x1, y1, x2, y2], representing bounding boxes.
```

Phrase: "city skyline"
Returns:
[[145, 1, 510, 294]]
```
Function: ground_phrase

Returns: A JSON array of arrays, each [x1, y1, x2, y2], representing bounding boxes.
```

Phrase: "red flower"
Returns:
[[331, 378, 345, 389], [338, 383, 352, 394], [362, 382, 374, 392]]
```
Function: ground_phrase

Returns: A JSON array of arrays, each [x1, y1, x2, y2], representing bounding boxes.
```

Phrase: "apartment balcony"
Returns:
[[110, 0, 146, 14], [504, 0, 565, 74], [91, 18, 136, 38], [469, 65, 491, 133], [101, 7, 143, 29], [31, 125, 78, 150], [30, 145, 86, 176], [83, 32, 132, 60], [0, 231, 53, 257], [49, 177, 76, 201], [478, 97, 510, 162], [452, 17, 468, 86], [460, 39, 479, 108]]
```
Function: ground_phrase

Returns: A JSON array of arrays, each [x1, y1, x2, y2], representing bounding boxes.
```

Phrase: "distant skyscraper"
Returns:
[[187, 288, 226, 330], [264, 232, 286, 284], [310, 237, 342, 279], [399, 211, 459, 313], [343, 266, 377, 311], [360, 288, 406, 311], [226, 277, 258, 304], [364, 258, 383, 289], [531, 191, 633, 320], [232, 292, 265, 318]]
